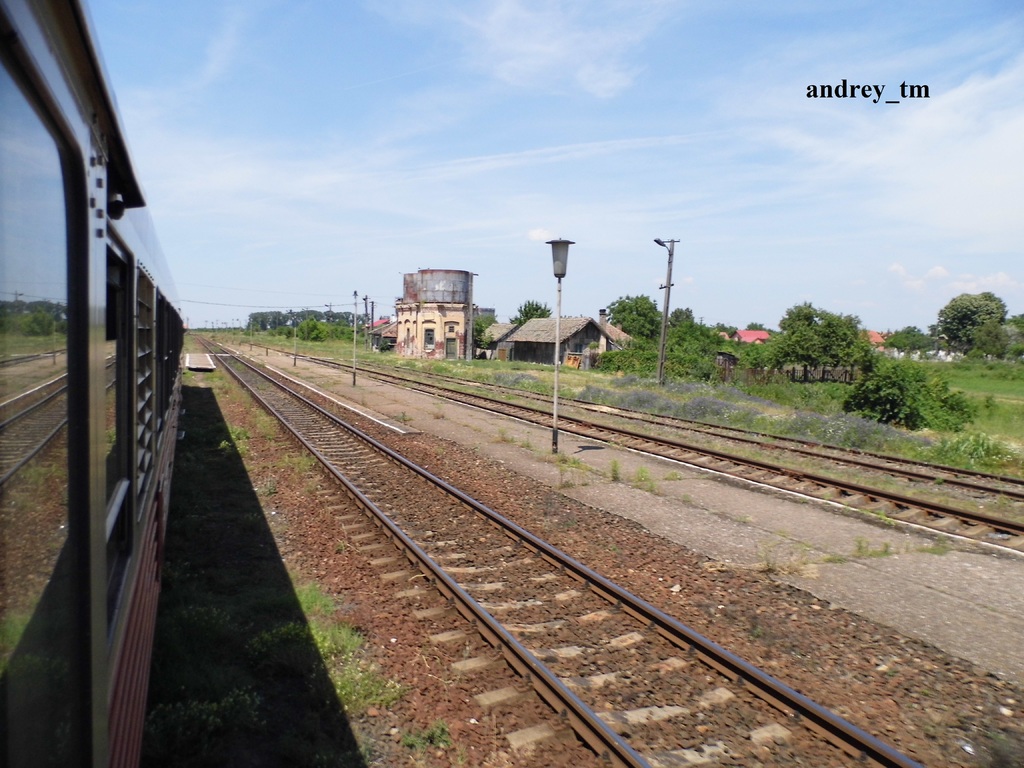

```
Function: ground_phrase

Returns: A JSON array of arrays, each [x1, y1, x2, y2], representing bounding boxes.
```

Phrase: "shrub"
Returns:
[[843, 358, 975, 431]]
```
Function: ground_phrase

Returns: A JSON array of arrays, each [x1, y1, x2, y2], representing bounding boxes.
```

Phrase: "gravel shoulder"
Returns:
[[245, 352, 1024, 765], [288, 359, 1024, 684]]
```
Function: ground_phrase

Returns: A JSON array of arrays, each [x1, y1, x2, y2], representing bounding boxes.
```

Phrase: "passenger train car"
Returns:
[[1, 1, 184, 765]]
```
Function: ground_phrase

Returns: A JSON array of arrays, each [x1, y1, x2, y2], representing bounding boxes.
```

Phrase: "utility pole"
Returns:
[[352, 291, 358, 385], [362, 295, 369, 349], [653, 239, 678, 386], [465, 273, 475, 362]]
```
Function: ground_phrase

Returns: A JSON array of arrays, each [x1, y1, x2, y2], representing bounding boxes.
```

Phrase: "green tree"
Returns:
[[935, 292, 1007, 352], [884, 326, 934, 355], [665, 320, 721, 380], [971, 319, 1010, 358], [844, 358, 975, 431], [297, 317, 328, 341], [606, 295, 661, 341], [510, 300, 551, 325], [1005, 314, 1024, 359], [771, 303, 871, 368], [21, 309, 55, 336], [473, 314, 497, 351], [668, 307, 694, 328], [738, 339, 775, 369]]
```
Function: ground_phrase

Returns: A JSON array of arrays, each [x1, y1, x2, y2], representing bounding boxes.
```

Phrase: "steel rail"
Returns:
[[216, 348, 923, 768], [332, 370, 1024, 542], [305, 353, 1024, 494], [296, 354, 1024, 501], [214, 351, 649, 767], [0, 388, 69, 488]]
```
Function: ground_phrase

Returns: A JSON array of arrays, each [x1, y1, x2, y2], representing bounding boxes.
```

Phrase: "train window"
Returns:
[[0, 61, 78, 765], [106, 250, 130, 498], [136, 270, 155, 510], [106, 250, 132, 623]]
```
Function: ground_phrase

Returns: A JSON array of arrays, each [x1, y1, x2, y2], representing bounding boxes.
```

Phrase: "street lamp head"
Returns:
[[654, 238, 666, 247], [547, 238, 574, 279]]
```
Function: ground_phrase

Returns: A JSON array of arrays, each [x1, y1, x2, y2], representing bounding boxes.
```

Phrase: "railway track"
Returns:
[[0, 361, 118, 488], [213, 347, 923, 767], [272, 352, 1024, 554], [0, 375, 69, 487]]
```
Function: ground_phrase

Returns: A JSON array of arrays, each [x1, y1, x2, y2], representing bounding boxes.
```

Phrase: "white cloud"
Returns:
[[375, 0, 680, 97], [949, 271, 1020, 294], [888, 262, 925, 291], [887, 263, 1021, 311]]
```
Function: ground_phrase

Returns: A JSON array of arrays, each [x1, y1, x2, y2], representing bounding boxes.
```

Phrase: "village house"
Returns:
[[504, 315, 629, 368], [731, 329, 772, 344]]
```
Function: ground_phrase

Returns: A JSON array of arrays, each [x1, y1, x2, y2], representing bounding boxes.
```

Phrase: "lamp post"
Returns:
[[653, 238, 678, 386], [547, 238, 574, 454]]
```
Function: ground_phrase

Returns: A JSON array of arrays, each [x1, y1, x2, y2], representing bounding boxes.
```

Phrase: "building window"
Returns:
[[447, 324, 455, 334], [424, 328, 435, 347]]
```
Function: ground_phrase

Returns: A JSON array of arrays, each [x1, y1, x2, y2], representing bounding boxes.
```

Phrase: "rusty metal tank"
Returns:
[[402, 269, 472, 304]]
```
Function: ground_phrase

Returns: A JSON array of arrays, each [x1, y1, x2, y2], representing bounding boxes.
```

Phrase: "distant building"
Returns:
[[504, 315, 627, 367], [597, 308, 632, 349], [480, 322, 518, 360], [865, 330, 887, 347], [731, 329, 772, 344], [370, 317, 398, 350], [395, 269, 477, 359]]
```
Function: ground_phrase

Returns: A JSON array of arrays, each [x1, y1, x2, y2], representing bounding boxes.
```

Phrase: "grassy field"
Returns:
[[922, 360, 1024, 446]]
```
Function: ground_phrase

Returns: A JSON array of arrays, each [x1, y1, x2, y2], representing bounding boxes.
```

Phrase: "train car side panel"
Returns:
[[1, 2, 183, 766]]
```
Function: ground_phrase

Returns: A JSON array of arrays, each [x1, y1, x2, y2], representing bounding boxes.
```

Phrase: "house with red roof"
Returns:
[[865, 330, 887, 347], [731, 329, 772, 344]]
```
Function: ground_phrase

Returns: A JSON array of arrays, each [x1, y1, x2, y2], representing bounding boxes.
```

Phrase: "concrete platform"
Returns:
[[185, 353, 216, 371]]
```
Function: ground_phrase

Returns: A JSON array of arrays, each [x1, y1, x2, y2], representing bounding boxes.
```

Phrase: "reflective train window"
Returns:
[[106, 248, 132, 623], [0, 60, 81, 763]]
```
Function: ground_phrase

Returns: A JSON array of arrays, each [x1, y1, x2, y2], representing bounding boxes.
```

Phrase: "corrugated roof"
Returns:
[[506, 316, 593, 343]]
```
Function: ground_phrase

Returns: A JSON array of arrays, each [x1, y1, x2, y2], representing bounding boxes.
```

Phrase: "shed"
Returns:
[[481, 322, 518, 360], [370, 319, 398, 350], [505, 316, 615, 365]]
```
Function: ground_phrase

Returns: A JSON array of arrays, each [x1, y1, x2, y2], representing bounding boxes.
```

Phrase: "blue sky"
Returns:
[[87, 0, 1023, 332]]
